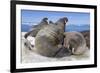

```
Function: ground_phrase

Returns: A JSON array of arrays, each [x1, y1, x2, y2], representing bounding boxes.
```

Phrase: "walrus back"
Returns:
[[35, 25, 64, 57]]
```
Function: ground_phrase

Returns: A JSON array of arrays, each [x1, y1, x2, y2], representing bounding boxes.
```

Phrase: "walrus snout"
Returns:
[[61, 17, 68, 24]]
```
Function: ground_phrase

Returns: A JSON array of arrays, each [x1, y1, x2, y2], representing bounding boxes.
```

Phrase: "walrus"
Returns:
[[63, 32, 87, 55], [24, 17, 48, 38], [34, 17, 68, 57]]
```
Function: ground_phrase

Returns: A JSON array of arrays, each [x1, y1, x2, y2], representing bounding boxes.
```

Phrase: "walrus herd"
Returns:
[[24, 17, 89, 58]]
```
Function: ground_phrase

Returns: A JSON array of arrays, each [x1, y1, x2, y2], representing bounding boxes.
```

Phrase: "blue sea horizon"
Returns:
[[65, 24, 90, 32], [21, 24, 90, 32]]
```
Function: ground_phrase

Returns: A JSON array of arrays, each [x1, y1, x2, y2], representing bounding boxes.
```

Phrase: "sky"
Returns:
[[21, 10, 90, 26]]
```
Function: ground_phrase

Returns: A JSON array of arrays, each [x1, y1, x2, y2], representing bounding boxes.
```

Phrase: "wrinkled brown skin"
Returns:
[[81, 31, 90, 49], [63, 32, 87, 55], [34, 17, 68, 57], [24, 18, 48, 38]]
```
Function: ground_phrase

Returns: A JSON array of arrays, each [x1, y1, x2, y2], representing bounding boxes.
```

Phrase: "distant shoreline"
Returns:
[[21, 24, 90, 32]]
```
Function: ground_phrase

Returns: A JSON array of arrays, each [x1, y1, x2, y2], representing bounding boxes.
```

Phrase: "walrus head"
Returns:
[[62, 17, 68, 24], [55, 17, 68, 31], [49, 21, 55, 24], [56, 17, 68, 25], [41, 17, 48, 23]]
